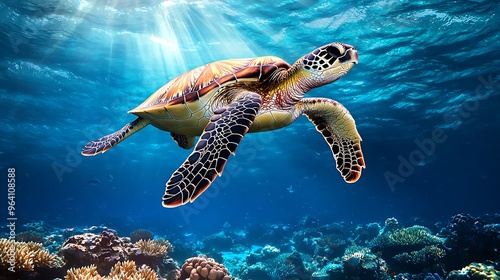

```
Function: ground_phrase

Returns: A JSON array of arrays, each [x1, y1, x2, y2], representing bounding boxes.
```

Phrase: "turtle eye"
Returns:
[[326, 45, 342, 58]]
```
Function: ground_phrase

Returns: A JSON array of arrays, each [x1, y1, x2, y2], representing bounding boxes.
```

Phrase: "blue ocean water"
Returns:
[[1, 0, 499, 258]]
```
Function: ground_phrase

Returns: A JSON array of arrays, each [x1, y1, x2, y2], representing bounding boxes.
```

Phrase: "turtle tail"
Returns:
[[81, 117, 149, 156]]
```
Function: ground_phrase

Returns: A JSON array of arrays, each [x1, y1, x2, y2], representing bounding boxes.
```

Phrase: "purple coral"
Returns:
[[443, 213, 500, 270], [448, 213, 484, 235]]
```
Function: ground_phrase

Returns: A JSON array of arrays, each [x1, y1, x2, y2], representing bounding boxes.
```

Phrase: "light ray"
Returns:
[[136, 0, 257, 79]]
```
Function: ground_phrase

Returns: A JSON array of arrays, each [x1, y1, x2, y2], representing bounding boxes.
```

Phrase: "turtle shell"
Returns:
[[130, 56, 290, 112]]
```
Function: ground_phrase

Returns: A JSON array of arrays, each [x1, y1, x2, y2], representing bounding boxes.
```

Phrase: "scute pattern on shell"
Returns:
[[177, 255, 232, 280], [135, 56, 290, 109]]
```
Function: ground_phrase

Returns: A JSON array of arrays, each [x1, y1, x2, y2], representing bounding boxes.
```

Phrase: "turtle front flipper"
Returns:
[[81, 117, 149, 156], [295, 98, 365, 182], [162, 92, 262, 208]]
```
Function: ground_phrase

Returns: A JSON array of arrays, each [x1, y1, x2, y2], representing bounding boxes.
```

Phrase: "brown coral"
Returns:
[[62, 231, 178, 278], [178, 255, 232, 280], [128, 238, 175, 273], [65, 260, 158, 280], [108, 260, 158, 279], [61, 230, 136, 275], [0, 238, 60, 272], [65, 265, 100, 280], [135, 238, 172, 258]]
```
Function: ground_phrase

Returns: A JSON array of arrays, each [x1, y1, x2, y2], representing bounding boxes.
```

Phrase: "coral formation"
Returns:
[[0, 238, 61, 271], [178, 255, 232, 280], [129, 238, 177, 277], [446, 262, 500, 280], [65, 264, 100, 279], [393, 245, 445, 264], [202, 232, 234, 251], [61, 230, 177, 277], [284, 251, 311, 279], [22, 221, 52, 233], [314, 233, 347, 259], [383, 217, 401, 234], [15, 231, 45, 244], [130, 229, 154, 243], [246, 245, 280, 265], [239, 262, 269, 279], [370, 225, 445, 273], [3, 213, 498, 280], [61, 230, 135, 275], [353, 222, 382, 245], [371, 226, 442, 248], [442, 213, 500, 270], [394, 272, 444, 280], [240, 249, 319, 280], [65, 260, 158, 280], [135, 238, 172, 258], [342, 246, 391, 280]]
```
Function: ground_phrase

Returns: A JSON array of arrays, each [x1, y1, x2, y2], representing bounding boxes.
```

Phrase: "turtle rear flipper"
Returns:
[[170, 133, 196, 149], [295, 98, 365, 182], [81, 117, 149, 156], [162, 92, 262, 208]]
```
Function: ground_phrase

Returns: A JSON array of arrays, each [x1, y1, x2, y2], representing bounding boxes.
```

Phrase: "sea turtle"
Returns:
[[82, 42, 366, 208]]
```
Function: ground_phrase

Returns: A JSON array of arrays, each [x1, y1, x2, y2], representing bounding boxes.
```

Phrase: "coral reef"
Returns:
[[3, 213, 499, 279], [246, 245, 280, 265], [393, 245, 445, 264], [446, 262, 500, 280], [178, 255, 232, 280], [65, 260, 158, 280], [291, 227, 323, 255], [284, 251, 311, 279], [130, 229, 154, 243], [239, 249, 318, 280], [370, 225, 445, 273], [313, 233, 347, 260], [15, 231, 45, 244], [341, 246, 391, 280], [61, 230, 177, 278], [371, 226, 442, 248], [61, 230, 135, 275], [65, 265, 100, 279], [383, 217, 401, 234], [0, 238, 61, 271], [129, 238, 178, 278], [353, 222, 382, 245], [442, 213, 500, 270], [134, 238, 172, 258], [22, 221, 53, 233]]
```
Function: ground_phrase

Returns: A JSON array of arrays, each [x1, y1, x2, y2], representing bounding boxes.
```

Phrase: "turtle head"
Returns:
[[300, 42, 358, 86]]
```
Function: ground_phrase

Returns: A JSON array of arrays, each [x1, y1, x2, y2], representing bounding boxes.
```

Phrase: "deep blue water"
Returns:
[[1, 0, 499, 237]]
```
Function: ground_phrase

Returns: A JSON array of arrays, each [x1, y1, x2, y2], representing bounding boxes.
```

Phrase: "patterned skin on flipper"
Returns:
[[170, 133, 195, 149], [81, 117, 149, 156], [162, 92, 262, 207], [294, 98, 365, 182]]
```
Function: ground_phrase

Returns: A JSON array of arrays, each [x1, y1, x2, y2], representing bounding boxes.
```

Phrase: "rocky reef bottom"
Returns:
[[1, 213, 499, 279]]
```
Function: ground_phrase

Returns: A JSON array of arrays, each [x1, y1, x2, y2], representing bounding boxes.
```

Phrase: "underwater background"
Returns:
[[1, 0, 499, 279]]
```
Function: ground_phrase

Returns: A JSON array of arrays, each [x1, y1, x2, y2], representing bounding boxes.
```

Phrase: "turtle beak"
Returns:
[[339, 44, 358, 65]]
